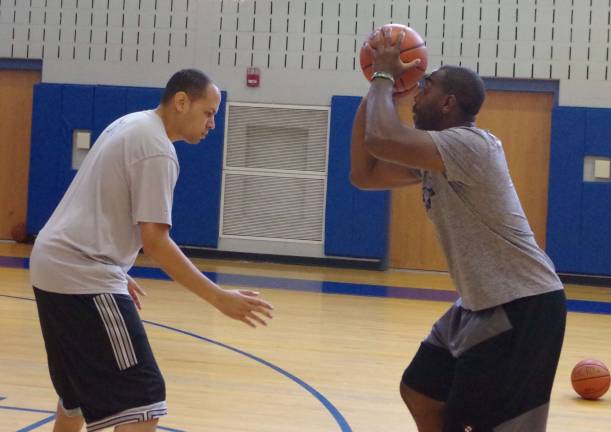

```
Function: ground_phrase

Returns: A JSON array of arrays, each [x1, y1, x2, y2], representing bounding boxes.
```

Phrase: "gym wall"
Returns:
[[1, 1, 610, 273]]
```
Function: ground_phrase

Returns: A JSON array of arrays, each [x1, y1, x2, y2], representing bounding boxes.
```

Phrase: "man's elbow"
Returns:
[[349, 171, 374, 190], [141, 236, 158, 258], [141, 237, 158, 257], [363, 133, 386, 159]]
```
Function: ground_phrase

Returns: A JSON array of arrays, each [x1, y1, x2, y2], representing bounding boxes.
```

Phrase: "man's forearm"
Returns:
[[143, 235, 222, 304], [366, 78, 403, 143], [351, 98, 379, 182]]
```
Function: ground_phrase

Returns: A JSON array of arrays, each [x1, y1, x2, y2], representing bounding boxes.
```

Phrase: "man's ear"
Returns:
[[442, 94, 457, 114], [173, 91, 189, 113]]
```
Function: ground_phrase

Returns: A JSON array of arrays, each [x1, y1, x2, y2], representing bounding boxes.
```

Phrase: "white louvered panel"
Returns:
[[225, 104, 328, 173], [222, 173, 325, 242]]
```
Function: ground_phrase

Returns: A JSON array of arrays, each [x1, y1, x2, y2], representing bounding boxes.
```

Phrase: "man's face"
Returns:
[[178, 84, 221, 144], [412, 71, 445, 131]]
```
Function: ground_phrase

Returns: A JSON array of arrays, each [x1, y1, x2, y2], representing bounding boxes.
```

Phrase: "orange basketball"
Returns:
[[360, 23, 428, 93], [571, 359, 611, 400]]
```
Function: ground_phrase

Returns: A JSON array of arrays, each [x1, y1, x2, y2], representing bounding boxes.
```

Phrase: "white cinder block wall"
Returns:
[[1, 0, 610, 107]]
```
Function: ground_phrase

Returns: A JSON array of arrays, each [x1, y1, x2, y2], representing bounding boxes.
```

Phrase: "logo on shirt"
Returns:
[[423, 186, 436, 210]]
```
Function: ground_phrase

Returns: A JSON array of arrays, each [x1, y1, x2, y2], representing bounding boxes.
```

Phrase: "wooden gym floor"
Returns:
[[1, 242, 610, 431]]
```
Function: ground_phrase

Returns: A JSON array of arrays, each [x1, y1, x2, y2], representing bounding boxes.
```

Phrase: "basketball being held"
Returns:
[[360, 23, 428, 93]]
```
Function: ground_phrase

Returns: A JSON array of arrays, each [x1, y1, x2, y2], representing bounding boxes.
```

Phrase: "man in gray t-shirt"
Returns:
[[31, 69, 273, 432], [351, 28, 566, 431]]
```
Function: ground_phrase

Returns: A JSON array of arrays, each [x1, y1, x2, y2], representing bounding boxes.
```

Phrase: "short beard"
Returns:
[[414, 110, 443, 131]]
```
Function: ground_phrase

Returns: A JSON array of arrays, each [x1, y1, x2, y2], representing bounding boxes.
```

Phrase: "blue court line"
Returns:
[[0, 403, 55, 432], [132, 265, 611, 315], [145, 321, 352, 432], [566, 299, 611, 314], [15, 415, 56, 432], [129, 265, 459, 302], [0, 294, 35, 302], [0, 294, 352, 432], [0, 402, 183, 432], [1, 255, 611, 314], [0, 256, 28, 268]]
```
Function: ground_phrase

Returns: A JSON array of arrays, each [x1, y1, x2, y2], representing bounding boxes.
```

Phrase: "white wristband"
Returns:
[[371, 71, 395, 85]]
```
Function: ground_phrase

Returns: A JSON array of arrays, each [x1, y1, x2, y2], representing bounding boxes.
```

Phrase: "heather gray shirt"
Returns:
[[30, 110, 179, 295], [423, 126, 563, 311]]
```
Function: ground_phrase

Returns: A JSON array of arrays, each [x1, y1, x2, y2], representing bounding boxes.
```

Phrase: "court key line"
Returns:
[[0, 294, 352, 432], [0, 398, 57, 432]]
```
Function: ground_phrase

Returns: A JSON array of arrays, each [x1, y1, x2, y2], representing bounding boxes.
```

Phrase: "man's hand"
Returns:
[[367, 26, 421, 80], [212, 289, 274, 328], [127, 275, 147, 310], [393, 82, 420, 103], [139, 221, 275, 327]]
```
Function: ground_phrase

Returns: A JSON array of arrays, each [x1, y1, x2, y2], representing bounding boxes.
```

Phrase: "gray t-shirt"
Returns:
[[30, 110, 179, 295], [424, 126, 563, 311]]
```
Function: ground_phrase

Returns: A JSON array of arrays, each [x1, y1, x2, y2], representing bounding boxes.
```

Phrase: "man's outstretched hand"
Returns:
[[213, 289, 274, 328]]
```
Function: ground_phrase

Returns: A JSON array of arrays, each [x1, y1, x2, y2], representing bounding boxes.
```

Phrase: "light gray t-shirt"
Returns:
[[30, 110, 179, 295], [423, 126, 563, 311]]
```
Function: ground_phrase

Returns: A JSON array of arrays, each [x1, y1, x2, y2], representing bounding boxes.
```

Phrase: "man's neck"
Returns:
[[154, 106, 180, 142], [441, 117, 475, 130]]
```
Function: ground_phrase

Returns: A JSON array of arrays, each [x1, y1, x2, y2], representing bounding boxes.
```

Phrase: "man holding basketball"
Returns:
[[30, 69, 273, 431], [351, 27, 566, 431]]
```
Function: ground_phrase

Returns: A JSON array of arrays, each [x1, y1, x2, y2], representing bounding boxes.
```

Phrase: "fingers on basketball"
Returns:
[[359, 23, 428, 92]]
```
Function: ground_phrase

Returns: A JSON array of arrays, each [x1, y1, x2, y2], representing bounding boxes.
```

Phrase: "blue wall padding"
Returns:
[[585, 109, 611, 155], [28, 84, 94, 233], [125, 87, 163, 113], [325, 96, 390, 259], [171, 91, 227, 247], [93, 86, 128, 139], [579, 108, 611, 275], [27, 84, 225, 248], [580, 183, 611, 275], [547, 107, 611, 276], [40, 85, 611, 271], [546, 107, 586, 273], [27, 84, 63, 233], [59, 85, 95, 191]]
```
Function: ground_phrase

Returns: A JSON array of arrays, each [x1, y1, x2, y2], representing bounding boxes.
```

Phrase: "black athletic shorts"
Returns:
[[33, 287, 167, 431], [402, 290, 566, 432]]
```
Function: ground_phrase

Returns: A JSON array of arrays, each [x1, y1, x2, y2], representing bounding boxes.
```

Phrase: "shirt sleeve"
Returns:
[[128, 155, 179, 226], [427, 127, 499, 185]]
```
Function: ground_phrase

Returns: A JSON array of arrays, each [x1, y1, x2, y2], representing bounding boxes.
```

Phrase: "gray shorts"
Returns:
[[402, 290, 566, 432]]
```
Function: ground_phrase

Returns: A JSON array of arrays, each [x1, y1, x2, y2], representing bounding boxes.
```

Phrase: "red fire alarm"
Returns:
[[246, 67, 260, 87]]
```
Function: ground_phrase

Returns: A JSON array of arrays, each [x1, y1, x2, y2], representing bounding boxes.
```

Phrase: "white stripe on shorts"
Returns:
[[94, 294, 138, 370], [86, 401, 168, 431]]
